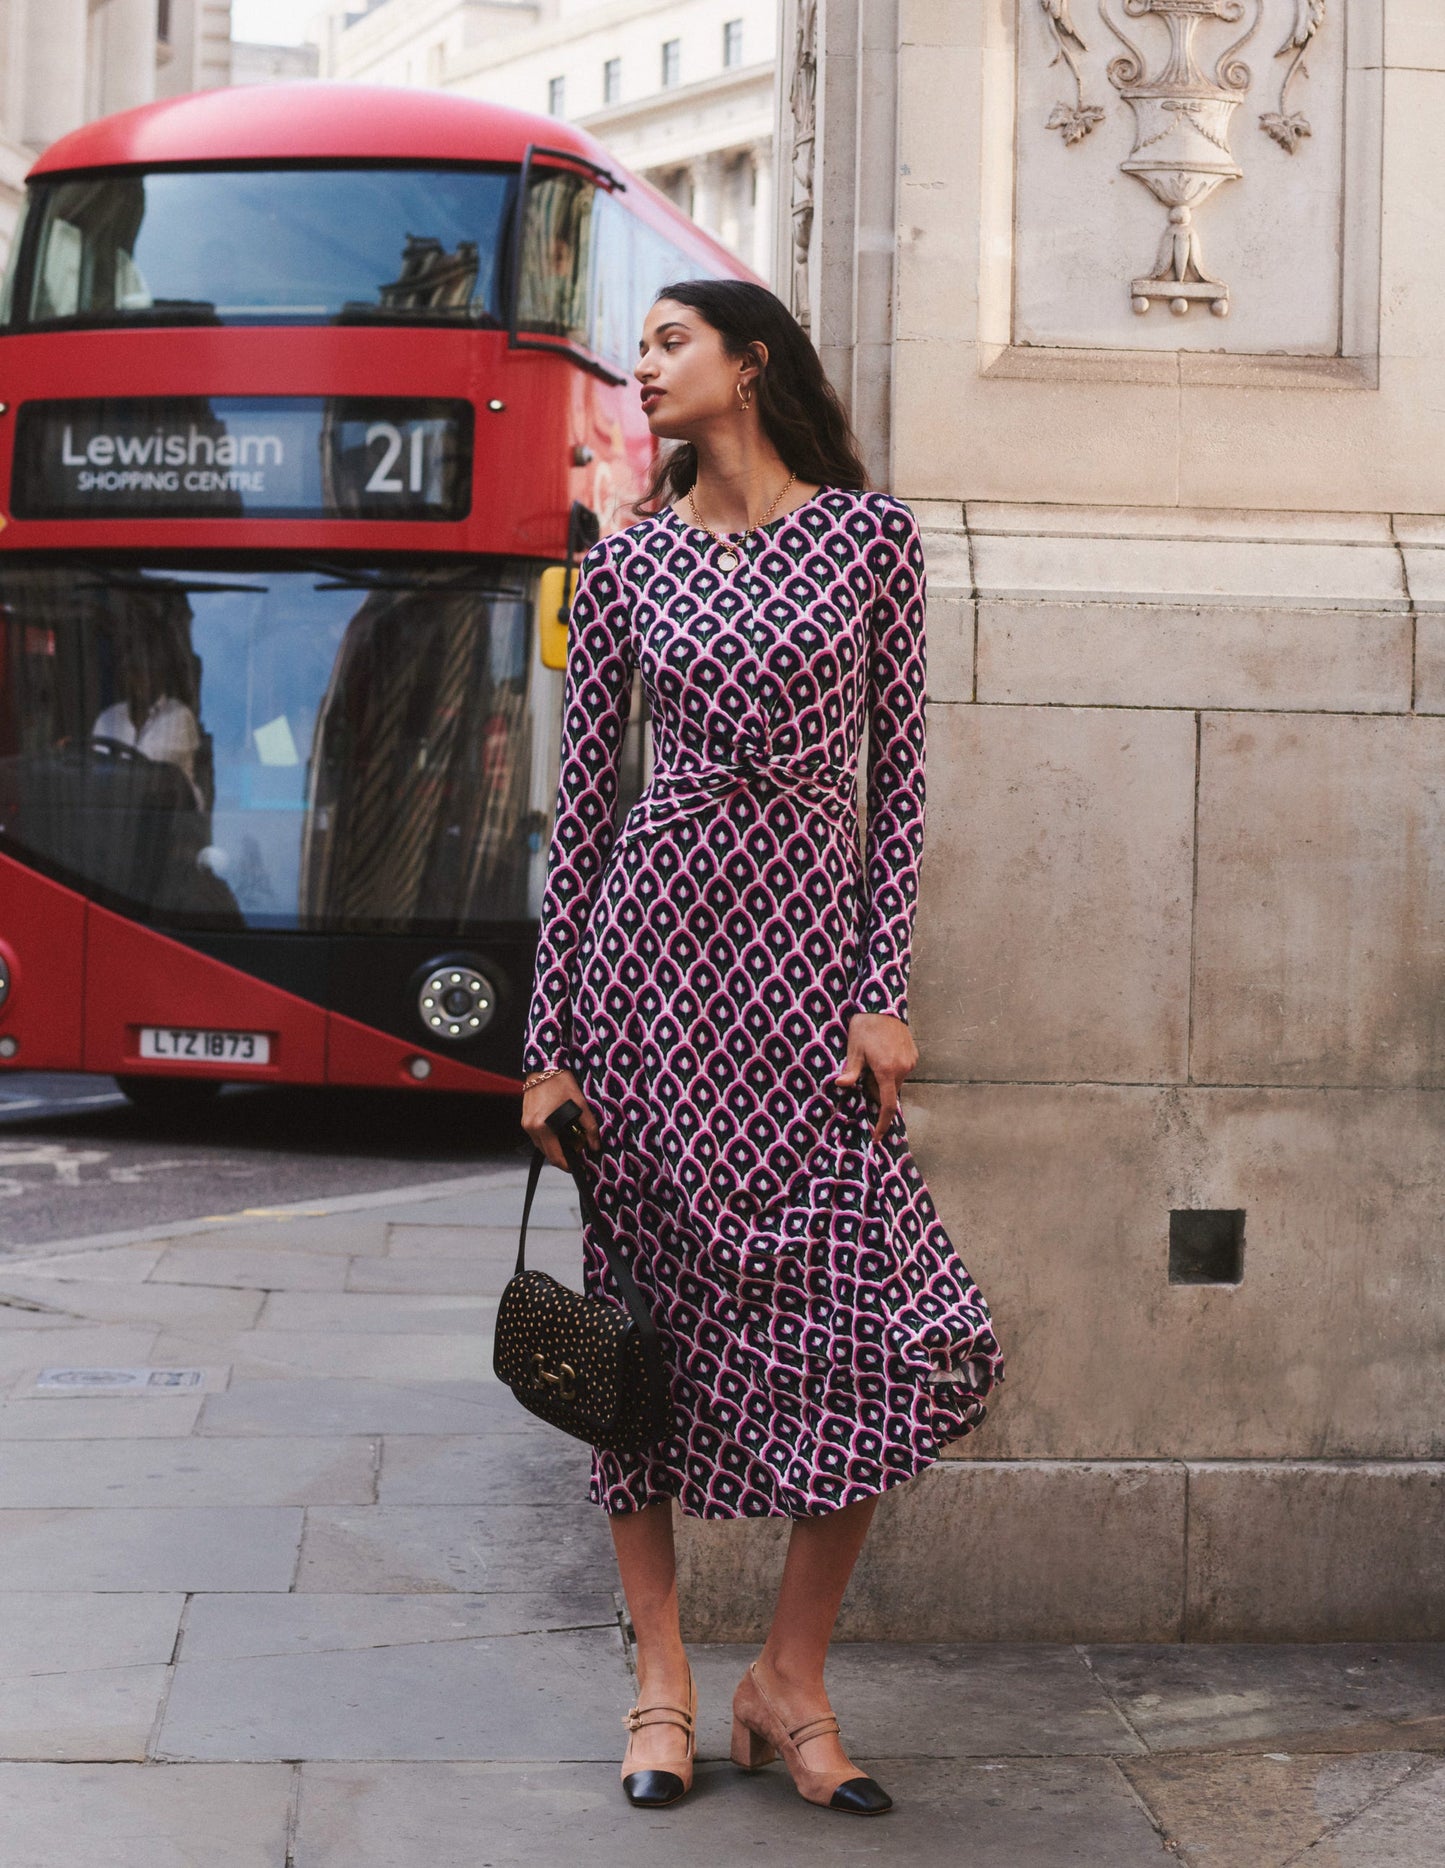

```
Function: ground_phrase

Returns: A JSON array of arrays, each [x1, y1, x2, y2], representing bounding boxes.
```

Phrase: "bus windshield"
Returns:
[[0, 559, 548, 933], [2, 167, 516, 330]]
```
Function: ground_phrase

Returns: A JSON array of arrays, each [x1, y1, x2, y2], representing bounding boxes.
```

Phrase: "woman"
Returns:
[[520, 279, 1005, 1815]]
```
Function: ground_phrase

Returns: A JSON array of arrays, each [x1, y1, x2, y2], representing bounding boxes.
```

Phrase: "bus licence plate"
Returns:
[[138, 1028, 271, 1065]]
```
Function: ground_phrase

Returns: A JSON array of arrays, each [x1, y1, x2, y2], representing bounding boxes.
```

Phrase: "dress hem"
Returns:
[[587, 1407, 985, 1521]]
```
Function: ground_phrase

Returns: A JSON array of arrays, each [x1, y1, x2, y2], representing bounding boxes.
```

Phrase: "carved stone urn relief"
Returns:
[[1022, 1, 1345, 353], [1103, 0, 1260, 318]]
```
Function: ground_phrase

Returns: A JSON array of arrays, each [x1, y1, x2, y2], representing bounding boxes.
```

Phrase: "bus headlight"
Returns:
[[416, 955, 497, 1043], [0, 953, 10, 1012]]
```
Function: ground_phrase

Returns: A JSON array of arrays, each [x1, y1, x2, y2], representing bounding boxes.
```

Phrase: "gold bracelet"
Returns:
[[522, 1063, 566, 1091]]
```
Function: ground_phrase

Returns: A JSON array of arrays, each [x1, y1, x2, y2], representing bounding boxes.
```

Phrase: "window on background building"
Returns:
[[723, 19, 743, 68], [603, 57, 621, 105], [157, 0, 172, 42], [661, 39, 681, 88], [547, 75, 565, 116], [427, 42, 446, 85]]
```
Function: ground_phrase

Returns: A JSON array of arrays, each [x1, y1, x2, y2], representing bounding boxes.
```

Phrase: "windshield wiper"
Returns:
[[74, 567, 268, 595], [332, 304, 500, 329], [299, 558, 522, 597], [31, 302, 224, 330]]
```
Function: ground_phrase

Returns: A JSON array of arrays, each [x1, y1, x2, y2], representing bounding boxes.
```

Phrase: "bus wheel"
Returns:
[[115, 1076, 224, 1115]]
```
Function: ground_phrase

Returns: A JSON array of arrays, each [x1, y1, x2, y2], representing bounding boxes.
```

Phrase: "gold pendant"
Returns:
[[718, 548, 740, 572]]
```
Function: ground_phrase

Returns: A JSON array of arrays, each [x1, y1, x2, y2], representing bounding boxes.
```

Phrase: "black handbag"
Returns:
[[493, 1098, 673, 1452]]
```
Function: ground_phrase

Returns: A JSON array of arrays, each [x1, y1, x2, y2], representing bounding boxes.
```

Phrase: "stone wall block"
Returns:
[[905, 1083, 1445, 1464], [1192, 713, 1445, 1086], [675, 1460, 1187, 1642], [1184, 1463, 1445, 1640], [1415, 620, 1445, 713], [977, 600, 1412, 712], [892, 342, 1183, 507], [923, 599, 974, 702], [912, 705, 1194, 1083], [970, 534, 1406, 610]]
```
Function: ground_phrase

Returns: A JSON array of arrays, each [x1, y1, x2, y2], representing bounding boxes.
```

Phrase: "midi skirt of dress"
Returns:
[[521, 486, 1005, 1518]]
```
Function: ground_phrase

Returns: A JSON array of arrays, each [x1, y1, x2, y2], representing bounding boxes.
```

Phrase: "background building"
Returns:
[[673, 0, 1445, 1646], [312, 0, 776, 279], [0, 1, 233, 251], [230, 38, 320, 84]]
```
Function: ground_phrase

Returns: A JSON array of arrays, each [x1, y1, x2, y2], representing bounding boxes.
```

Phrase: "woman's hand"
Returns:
[[834, 1013, 918, 1145], [521, 1068, 605, 1168]]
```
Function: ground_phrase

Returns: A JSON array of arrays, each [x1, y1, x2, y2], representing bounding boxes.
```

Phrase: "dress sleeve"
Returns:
[[853, 501, 928, 1023], [521, 540, 636, 1078]]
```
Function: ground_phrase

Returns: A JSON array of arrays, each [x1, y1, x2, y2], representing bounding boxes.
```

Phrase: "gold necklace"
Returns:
[[686, 472, 797, 572]]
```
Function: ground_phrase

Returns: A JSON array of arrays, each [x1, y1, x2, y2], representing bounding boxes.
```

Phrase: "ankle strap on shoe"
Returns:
[[623, 1704, 694, 1733], [788, 1712, 842, 1746]]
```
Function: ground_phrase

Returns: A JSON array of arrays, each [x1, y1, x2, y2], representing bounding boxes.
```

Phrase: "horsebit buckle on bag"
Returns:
[[527, 1351, 578, 1401]]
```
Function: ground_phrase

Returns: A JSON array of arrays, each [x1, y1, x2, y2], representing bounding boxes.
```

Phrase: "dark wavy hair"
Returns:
[[634, 279, 869, 514]]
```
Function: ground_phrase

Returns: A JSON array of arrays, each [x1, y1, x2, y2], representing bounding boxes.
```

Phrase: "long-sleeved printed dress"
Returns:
[[522, 486, 1005, 1518]]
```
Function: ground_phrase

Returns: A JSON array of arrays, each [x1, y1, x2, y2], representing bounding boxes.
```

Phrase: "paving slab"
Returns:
[[0, 1434, 377, 1507], [152, 1327, 488, 1381], [0, 1245, 169, 1281], [0, 1300, 97, 1330], [198, 1376, 550, 1437], [0, 1325, 161, 1376], [291, 1756, 1173, 1866], [347, 1254, 522, 1294], [1320, 1758, 1445, 1866], [378, 1433, 592, 1505], [0, 1272, 265, 1331], [257, 1291, 497, 1333], [156, 1215, 392, 1255], [0, 1664, 174, 1762], [384, 1223, 528, 1255], [0, 1761, 292, 1868], [294, 1502, 616, 1595], [1080, 1642, 1445, 1752], [151, 1243, 353, 1289], [379, 1191, 579, 1230], [1117, 1748, 1436, 1867], [178, 1590, 620, 1661], [0, 1591, 183, 1677], [687, 1642, 1143, 1762], [158, 1625, 630, 1761], [0, 1505, 301, 1591], [0, 1394, 206, 1437]]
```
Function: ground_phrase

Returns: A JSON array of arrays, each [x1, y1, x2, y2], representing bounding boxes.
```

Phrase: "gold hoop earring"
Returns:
[[737, 380, 753, 411]]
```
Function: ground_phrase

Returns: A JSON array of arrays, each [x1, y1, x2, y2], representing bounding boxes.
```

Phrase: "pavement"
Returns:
[[0, 1165, 1439, 1867]]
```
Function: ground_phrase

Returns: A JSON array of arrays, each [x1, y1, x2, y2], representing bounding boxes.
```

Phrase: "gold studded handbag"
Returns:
[[493, 1099, 673, 1453]]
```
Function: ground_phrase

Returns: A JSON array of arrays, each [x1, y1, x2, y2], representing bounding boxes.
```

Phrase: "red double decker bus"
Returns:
[[0, 83, 750, 1107]]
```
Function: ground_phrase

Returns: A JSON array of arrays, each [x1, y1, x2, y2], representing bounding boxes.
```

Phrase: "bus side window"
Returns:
[[515, 168, 595, 346]]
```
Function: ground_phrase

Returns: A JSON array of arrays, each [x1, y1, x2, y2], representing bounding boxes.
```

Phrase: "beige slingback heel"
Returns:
[[730, 1660, 892, 1815], [621, 1664, 696, 1807]]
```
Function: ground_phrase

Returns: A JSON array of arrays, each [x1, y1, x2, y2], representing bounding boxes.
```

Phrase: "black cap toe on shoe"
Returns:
[[829, 1775, 893, 1814], [623, 1769, 687, 1807]]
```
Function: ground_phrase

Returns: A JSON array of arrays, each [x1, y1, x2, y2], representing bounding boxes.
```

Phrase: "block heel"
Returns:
[[731, 1714, 777, 1770]]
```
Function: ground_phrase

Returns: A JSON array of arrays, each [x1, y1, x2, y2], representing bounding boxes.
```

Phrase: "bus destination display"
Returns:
[[12, 396, 474, 521]]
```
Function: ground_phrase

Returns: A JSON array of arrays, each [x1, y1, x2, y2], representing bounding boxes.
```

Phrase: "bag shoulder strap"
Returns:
[[515, 1101, 658, 1339]]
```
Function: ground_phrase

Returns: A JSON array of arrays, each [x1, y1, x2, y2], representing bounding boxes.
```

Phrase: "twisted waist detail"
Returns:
[[631, 750, 859, 837]]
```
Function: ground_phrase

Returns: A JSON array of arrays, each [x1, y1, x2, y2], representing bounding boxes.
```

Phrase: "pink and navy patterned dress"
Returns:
[[522, 486, 1005, 1517]]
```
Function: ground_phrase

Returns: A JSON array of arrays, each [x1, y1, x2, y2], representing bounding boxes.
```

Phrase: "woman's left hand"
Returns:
[[834, 1013, 919, 1144]]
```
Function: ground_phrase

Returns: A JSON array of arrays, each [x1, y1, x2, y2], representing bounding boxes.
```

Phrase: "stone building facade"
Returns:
[[677, 0, 1445, 1643], [312, 0, 777, 279], [0, 0, 233, 253]]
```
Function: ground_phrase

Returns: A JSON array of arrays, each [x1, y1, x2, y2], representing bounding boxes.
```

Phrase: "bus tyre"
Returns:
[[115, 1076, 224, 1116]]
